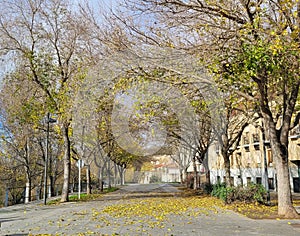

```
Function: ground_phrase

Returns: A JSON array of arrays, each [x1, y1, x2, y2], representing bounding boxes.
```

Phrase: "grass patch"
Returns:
[[104, 186, 119, 193], [47, 187, 119, 205], [68, 193, 103, 201]]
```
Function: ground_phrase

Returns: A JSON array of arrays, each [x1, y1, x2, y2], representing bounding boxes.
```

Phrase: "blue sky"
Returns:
[[81, 0, 120, 11]]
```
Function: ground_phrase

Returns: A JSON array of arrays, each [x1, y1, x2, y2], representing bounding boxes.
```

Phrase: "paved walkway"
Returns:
[[1, 184, 300, 236]]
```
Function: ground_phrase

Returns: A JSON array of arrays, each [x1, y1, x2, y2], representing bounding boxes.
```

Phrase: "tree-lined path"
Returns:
[[1, 184, 300, 236]]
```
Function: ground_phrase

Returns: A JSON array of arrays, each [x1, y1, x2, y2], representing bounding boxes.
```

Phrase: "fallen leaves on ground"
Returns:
[[224, 201, 278, 219], [94, 196, 225, 230], [103, 196, 224, 218], [28, 195, 300, 235], [225, 199, 300, 219], [101, 196, 299, 221]]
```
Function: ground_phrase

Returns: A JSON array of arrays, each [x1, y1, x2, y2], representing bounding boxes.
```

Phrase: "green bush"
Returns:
[[150, 175, 161, 183], [210, 182, 266, 204], [203, 183, 213, 194], [249, 183, 267, 203], [211, 182, 230, 202]]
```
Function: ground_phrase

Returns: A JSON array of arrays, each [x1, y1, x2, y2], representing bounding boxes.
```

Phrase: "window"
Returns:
[[243, 132, 250, 145], [217, 176, 221, 184], [293, 178, 300, 193], [252, 133, 260, 143], [230, 177, 234, 186], [268, 178, 275, 190], [215, 144, 220, 155], [253, 133, 260, 150], [267, 149, 273, 166], [247, 177, 252, 185], [256, 177, 262, 185]]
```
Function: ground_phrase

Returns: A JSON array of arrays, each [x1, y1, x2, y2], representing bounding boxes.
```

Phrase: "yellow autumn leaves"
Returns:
[[27, 195, 299, 236], [224, 202, 278, 219], [98, 196, 225, 228], [100, 196, 295, 221]]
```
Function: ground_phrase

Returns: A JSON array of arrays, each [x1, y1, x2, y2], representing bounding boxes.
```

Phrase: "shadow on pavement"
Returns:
[[0, 216, 24, 224], [3, 234, 28, 236]]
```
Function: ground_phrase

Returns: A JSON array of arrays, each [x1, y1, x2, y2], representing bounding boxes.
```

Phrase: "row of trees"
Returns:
[[0, 0, 299, 218], [119, 0, 300, 218], [0, 0, 148, 204]]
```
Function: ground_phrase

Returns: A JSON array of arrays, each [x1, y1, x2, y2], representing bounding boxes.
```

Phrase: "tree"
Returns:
[[168, 93, 212, 189], [217, 37, 300, 216], [0, 0, 97, 202], [214, 93, 255, 187], [171, 147, 192, 186], [0, 68, 48, 203], [123, 0, 300, 217]]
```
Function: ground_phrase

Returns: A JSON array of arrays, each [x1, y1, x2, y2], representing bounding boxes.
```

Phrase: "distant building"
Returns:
[[139, 155, 180, 184], [138, 154, 208, 185]]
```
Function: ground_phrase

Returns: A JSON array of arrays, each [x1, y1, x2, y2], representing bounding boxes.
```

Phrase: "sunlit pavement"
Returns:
[[1, 184, 300, 236]]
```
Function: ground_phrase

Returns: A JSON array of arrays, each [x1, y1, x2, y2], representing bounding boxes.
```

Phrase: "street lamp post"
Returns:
[[78, 125, 85, 200], [77, 159, 84, 199], [43, 113, 56, 205], [261, 122, 271, 204]]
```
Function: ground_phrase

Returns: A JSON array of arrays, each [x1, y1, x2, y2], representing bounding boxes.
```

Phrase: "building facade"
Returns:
[[209, 122, 300, 192]]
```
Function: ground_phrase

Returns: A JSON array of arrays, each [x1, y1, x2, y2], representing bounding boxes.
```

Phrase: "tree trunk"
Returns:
[[122, 168, 126, 185], [192, 157, 198, 190], [185, 168, 189, 188], [99, 166, 104, 192], [179, 168, 184, 184], [86, 164, 91, 195], [25, 139, 31, 203], [50, 175, 55, 197], [203, 152, 210, 185], [39, 177, 43, 200], [222, 149, 232, 187], [114, 162, 117, 187], [206, 170, 210, 185], [275, 154, 297, 217], [118, 165, 126, 185], [263, 113, 298, 217], [107, 159, 112, 188], [60, 123, 71, 202], [25, 179, 31, 204]]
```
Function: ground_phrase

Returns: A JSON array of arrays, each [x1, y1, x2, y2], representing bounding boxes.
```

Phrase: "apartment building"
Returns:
[[208, 121, 300, 193]]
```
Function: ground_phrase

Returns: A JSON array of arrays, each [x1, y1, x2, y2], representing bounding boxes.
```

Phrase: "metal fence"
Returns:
[[1, 182, 96, 207], [1, 184, 68, 207]]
